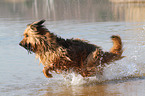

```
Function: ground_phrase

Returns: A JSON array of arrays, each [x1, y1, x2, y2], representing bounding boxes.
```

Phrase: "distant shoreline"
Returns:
[[110, 0, 145, 3]]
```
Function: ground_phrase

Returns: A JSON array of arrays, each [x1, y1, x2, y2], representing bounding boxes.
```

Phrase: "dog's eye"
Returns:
[[44, 36, 47, 39], [24, 34, 28, 37]]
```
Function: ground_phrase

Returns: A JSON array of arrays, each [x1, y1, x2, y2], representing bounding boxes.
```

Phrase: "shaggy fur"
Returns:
[[19, 20, 124, 78]]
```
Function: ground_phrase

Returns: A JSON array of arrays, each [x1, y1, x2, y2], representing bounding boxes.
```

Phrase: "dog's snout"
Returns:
[[19, 41, 25, 47], [19, 42, 22, 46]]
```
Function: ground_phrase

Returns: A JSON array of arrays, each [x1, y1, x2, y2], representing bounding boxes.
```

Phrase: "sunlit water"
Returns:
[[1, 0, 145, 96]]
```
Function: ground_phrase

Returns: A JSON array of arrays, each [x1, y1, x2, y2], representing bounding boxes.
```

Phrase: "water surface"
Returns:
[[1, 0, 145, 96]]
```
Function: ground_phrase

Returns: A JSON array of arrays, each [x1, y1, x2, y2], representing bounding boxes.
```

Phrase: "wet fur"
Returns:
[[19, 20, 124, 78]]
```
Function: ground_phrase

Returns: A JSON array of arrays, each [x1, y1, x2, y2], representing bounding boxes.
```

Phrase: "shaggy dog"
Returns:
[[19, 20, 124, 78]]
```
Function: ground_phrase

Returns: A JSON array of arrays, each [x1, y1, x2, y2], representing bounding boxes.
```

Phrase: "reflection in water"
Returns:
[[39, 80, 110, 96], [40, 76, 145, 96]]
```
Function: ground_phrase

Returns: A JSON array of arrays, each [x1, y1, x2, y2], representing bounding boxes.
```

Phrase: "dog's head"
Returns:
[[19, 19, 48, 53]]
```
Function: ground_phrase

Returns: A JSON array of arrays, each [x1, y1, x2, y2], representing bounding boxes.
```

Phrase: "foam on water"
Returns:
[[103, 60, 139, 80]]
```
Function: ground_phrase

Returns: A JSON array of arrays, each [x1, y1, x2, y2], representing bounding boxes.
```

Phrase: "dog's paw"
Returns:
[[44, 73, 53, 78], [43, 66, 53, 78]]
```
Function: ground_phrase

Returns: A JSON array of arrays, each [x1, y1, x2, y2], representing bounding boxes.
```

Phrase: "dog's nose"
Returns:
[[19, 42, 22, 46]]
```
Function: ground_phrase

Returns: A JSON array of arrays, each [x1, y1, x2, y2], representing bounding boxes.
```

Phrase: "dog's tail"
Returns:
[[110, 35, 123, 56]]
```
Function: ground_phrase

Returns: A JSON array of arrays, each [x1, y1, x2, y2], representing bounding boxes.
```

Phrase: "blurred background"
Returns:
[[1, 0, 145, 22]]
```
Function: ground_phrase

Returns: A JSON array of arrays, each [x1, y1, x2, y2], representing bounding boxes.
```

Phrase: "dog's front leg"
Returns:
[[43, 66, 53, 78]]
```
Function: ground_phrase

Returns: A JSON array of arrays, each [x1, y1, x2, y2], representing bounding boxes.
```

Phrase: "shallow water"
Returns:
[[1, 0, 145, 96]]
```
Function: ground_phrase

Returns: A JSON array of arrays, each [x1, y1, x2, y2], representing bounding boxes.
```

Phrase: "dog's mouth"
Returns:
[[19, 42, 34, 54]]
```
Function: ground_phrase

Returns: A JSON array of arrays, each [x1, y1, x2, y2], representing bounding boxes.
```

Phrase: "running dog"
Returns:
[[19, 20, 124, 78]]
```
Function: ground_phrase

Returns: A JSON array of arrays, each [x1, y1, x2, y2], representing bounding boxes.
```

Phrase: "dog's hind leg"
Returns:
[[82, 48, 103, 77]]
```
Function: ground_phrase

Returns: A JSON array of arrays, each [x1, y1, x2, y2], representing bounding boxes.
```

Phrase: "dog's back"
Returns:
[[59, 38, 99, 61]]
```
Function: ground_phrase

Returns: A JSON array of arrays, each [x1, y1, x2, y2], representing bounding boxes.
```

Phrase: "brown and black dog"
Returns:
[[19, 20, 124, 78]]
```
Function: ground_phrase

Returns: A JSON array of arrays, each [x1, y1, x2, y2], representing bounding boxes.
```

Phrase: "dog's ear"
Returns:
[[27, 20, 46, 32], [30, 25, 37, 32], [32, 19, 46, 26]]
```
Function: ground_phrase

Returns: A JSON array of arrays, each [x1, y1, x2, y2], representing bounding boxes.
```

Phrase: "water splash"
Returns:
[[103, 60, 139, 80], [61, 57, 145, 86], [63, 73, 88, 86]]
